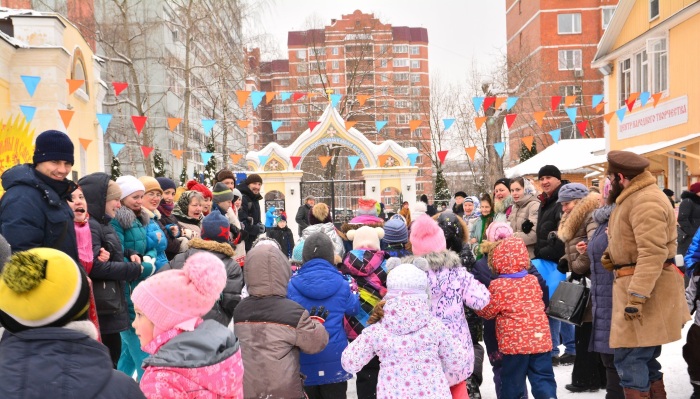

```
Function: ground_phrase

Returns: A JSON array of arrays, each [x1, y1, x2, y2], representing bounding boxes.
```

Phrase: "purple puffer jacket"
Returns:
[[402, 250, 490, 385], [588, 206, 615, 354]]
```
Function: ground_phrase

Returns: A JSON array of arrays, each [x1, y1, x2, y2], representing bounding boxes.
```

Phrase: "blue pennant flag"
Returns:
[[639, 92, 651, 107], [472, 97, 484, 112], [494, 142, 505, 158], [109, 142, 125, 157], [20, 105, 36, 123], [96, 113, 112, 134], [565, 107, 578, 123], [271, 121, 283, 132], [443, 118, 455, 130], [616, 108, 627, 122], [506, 97, 519, 111], [348, 155, 360, 170], [331, 94, 342, 108], [21, 75, 41, 97], [202, 119, 216, 135], [592, 94, 604, 108], [250, 91, 265, 110], [549, 129, 561, 143], [407, 153, 418, 166], [200, 152, 213, 165], [279, 92, 292, 101], [375, 120, 388, 132], [258, 155, 269, 166]]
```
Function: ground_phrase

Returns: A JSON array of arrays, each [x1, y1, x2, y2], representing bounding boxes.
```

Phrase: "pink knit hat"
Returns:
[[409, 214, 447, 256], [132, 252, 226, 338], [485, 222, 513, 242]]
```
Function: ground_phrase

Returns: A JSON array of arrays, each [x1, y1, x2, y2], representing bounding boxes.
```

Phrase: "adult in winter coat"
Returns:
[[138, 176, 169, 270], [173, 190, 204, 239], [268, 216, 295, 258], [236, 174, 266, 251], [534, 165, 566, 262], [0, 130, 79, 262], [492, 178, 513, 223], [677, 183, 700, 257], [302, 202, 346, 261], [452, 191, 468, 216], [234, 245, 329, 398], [604, 151, 690, 397], [155, 177, 185, 260], [78, 172, 145, 367], [287, 233, 360, 398], [296, 196, 315, 236], [507, 177, 540, 259]]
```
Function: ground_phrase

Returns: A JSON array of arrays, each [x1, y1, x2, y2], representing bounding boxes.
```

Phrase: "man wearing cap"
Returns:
[[452, 191, 468, 216], [296, 195, 315, 236], [604, 150, 690, 398], [236, 174, 265, 251], [0, 130, 79, 262]]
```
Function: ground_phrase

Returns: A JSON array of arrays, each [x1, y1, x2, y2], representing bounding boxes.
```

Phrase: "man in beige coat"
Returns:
[[604, 150, 691, 399]]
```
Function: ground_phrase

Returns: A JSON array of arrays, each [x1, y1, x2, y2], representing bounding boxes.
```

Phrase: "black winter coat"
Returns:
[[534, 183, 566, 262], [0, 164, 79, 262], [678, 191, 700, 255], [268, 225, 295, 258], [78, 173, 142, 334], [295, 204, 311, 236], [236, 183, 263, 251]]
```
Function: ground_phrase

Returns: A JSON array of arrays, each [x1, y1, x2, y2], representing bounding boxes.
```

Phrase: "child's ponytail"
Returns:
[[368, 300, 386, 324]]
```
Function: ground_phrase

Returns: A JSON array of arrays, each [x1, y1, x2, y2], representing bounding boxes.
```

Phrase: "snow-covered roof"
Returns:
[[619, 132, 700, 156], [505, 138, 606, 178], [0, 29, 26, 48]]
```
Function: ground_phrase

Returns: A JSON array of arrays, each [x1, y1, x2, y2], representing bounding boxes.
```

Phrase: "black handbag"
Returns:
[[546, 275, 590, 326]]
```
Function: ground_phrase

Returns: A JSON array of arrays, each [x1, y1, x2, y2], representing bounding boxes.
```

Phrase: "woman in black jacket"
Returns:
[[678, 184, 700, 257], [78, 172, 143, 367]]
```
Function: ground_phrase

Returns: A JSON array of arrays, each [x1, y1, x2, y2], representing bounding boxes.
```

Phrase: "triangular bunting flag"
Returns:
[[348, 155, 360, 169], [565, 107, 578, 123], [58, 109, 75, 129], [258, 155, 270, 166], [292, 92, 305, 102], [345, 121, 358, 130], [651, 92, 663, 107], [616, 108, 627, 122], [236, 120, 251, 128], [626, 93, 638, 112], [576, 120, 589, 136], [229, 154, 243, 164], [551, 96, 562, 112], [67, 79, 84, 95], [306, 92, 316, 100], [79, 138, 92, 151], [109, 142, 125, 156], [522, 136, 534, 151], [409, 120, 422, 132], [172, 149, 184, 159], [132, 115, 147, 134], [357, 95, 370, 106], [201, 152, 214, 165], [318, 156, 331, 167], [564, 96, 577, 107], [290, 156, 302, 169], [595, 102, 606, 113], [549, 129, 561, 143], [604, 111, 616, 124], [271, 121, 283, 132], [378, 155, 389, 166], [475, 116, 487, 130], [639, 92, 651, 107], [141, 146, 154, 158], [494, 142, 505, 158], [330, 94, 342, 108], [592, 94, 604, 109], [407, 153, 418, 166], [250, 91, 265, 110], [167, 117, 182, 132], [505, 113, 517, 129], [437, 150, 448, 165], [265, 92, 277, 104], [279, 92, 292, 101], [112, 82, 128, 96], [202, 119, 216, 135], [375, 121, 387, 132], [494, 97, 506, 110], [482, 96, 496, 111], [308, 121, 320, 131], [533, 111, 546, 127], [472, 97, 484, 112], [236, 90, 251, 107], [506, 97, 519, 111], [465, 147, 477, 161], [97, 113, 113, 133], [21, 75, 41, 97], [20, 105, 36, 123], [443, 118, 455, 130]]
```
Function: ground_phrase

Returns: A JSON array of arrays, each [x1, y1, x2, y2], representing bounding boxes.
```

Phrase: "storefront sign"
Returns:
[[618, 95, 688, 139]]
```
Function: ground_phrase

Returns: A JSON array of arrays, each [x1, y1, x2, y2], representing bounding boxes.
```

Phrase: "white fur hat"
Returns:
[[116, 175, 145, 200], [347, 226, 384, 250]]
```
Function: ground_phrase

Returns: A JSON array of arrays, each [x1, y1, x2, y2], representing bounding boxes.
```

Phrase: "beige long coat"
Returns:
[[607, 171, 690, 348], [508, 194, 540, 259]]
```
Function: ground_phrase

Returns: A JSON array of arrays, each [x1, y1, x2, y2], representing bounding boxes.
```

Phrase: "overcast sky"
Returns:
[[257, 1, 507, 87]]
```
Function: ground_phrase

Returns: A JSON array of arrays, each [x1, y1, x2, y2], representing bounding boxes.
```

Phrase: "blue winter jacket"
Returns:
[[287, 258, 360, 386], [684, 226, 700, 275], [588, 221, 615, 354], [142, 208, 169, 270], [265, 206, 277, 228]]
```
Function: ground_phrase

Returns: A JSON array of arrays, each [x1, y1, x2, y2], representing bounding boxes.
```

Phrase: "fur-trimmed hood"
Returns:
[[401, 249, 461, 271], [188, 238, 235, 257], [141, 207, 162, 221], [557, 193, 600, 243], [114, 205, 150, 229], [681, 190, 700, 203], [616, 171, 656, 205]]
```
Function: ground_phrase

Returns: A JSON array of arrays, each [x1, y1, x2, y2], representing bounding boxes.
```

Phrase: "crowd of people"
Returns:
[[0, 129, 696, 399]]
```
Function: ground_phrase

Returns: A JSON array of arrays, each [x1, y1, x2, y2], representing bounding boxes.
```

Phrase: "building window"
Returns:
[[393, 45, 408, 53], [296, 63, 307, 73], [282, 121, 292, 127], [171, 29, 178, 42], [332, 75, 339, 83], [411, 74, 421, 83], [411, 60, 420, 69], [297, 77, 308, 86], [396, 100, 409, 109], [649, 0, 659, 20], [279, 78, 289, 87], [395, 73, 409, 81], [397, 114, 409, 124], [650, 38, 668, 92], [602, 7, 616, 30], [558, 13, 582, 34], [276, 105, 290, 113], [619, 58, 631, 107], [310, 47, 325, 56], [634, 50, 649, 94], [381, 73, 389, 82], [412, 87, 421, 96], [71, 48, 89, 97], [558, 49, 582, 70], [296, 49, 306, 60], [394, 86, 409, 95], [332, 60, 339, 69], [393, 59, 408, 67], [298, 104, 307, 113], [558, 85, 583, 108], [380, 59, 388, 68], [410, 46, 420, 55], [560, 121, 578, 140], [332, 47, 339, 55], [379, 44, 388, 54]]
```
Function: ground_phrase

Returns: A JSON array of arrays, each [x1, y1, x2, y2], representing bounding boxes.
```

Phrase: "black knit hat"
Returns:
[[454, 191, 467, 199], [538, 165, 561, 180], [494, 178, 511, 189], [244, 174, 263, 185], [156, 177, 177, 192], [33, 130, 74, 165]]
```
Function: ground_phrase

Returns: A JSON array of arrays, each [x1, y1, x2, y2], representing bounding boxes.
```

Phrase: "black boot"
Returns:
[[690, 383, 700, 399]]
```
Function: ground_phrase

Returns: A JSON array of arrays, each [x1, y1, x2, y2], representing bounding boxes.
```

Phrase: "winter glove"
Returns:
[[256, 223, 266, 235], [557, 258, 569, 274], [624, 293, 646, 323], [309, 306, 329, 324], [521, 219, 534, 234], [230, 224, 240, 238], [346, 275, 359, 295], [601, 250, 614, 272], [182, 228, 195, 240], [176, 237, 189, 252], [570, 271, 584, 281]]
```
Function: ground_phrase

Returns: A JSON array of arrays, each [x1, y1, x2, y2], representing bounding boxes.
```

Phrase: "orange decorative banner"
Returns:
[[132, 115, 147, 135], [236, 90, 251, 107], [319, 156, 332, 167], [306, 92, 316, 99], [67, 79, 84, 95], [409, 120, 422, 132], [228, 154, 243, 164], [521, 136, 534, 151], [505, 113, 517, 129], [356, 95, 370, 106], [58, 109, 74, 129], [494, 97, 507, 110], [533, 111, 546, 127], [604, 111, 616, 124], [141, 146, 154, 158], [378, 155, 389, 166], [167, 117, 182, 132], [78, 138, 92, 151], [564, 96, 577, 107], [345, 121, 358, 130], [474, 116, 487, 130], [265, 92, 276, 104], [651, 92, 663, 107], [171, 149, 184, 159], [595, 102, 606, 113], [465, 146, 477, 161], [236, 120, 251, 128]]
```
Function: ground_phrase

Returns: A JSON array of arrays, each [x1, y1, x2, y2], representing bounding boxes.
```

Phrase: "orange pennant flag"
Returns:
[[465, 147, 477, 161], [409, 120, 423, 132], [58, 109, 75, 129], [237, 120, 251, 128], [236, 90, 251, 107], [564, 96, 577, 107], [595, 102, 606, 113], [521, 136, 534, 151], [79, 138, 92, 151], [319, 156, 332, 167], [345, 121, 358, 130], [356, 95, 370, 106], [171, 149, 184, 159], [378, 155, 389, 166], [531, 111, 546, 127], [494, 97, 507, 110], [307, 92, 316, 99], [651, 92, 663, 107], [167, 117, 182, 132], [67, 79, 84, 95], [265, 92, 277, 104], [475, 116, 487, 130], [229, 154, 244, 164], [604, 111, 616, 124]]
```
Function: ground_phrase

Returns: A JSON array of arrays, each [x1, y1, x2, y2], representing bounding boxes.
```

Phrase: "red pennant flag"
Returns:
[[58, 109, 74, 129], [505, 113, 517, 129], [132, 115, 147, 134], [551, 96, 562, 112], [236, 90, 251, 107], [475, 116, 487, 130], [482, 96, 496, 111], [533, 111, 546, 127], [308, 121, 320, 131], [113, 82, 128, 96], [521, 136, 534, 151], [437, 150, 448, 165], [626, 99, 636, 112], [67, 79, 84, 95], [79, 138, 92, 151], [172, 149, 184, 159], [318, 156, 332, 167], [651, 92, 663, 107], [229, 154, 243, 164], [576, 120, 589, 136], [292, 92, 305, 102], [345, 121, 357, 130], [141, 146, 154, 158], [465, 147, 477, 161], [290, 156, 301, 168], [167, 117, 182, 132]]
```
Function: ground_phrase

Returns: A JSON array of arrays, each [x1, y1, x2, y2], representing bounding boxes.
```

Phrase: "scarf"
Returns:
[[74, 219, 94, 274], [479, 212, 494, 242], [158, 200, 174, 217], [34, 166, 76, 200], [592, 204, 615, 225]]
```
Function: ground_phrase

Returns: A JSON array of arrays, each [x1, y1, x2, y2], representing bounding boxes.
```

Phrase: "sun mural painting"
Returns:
[[0, 115, 35, 197]]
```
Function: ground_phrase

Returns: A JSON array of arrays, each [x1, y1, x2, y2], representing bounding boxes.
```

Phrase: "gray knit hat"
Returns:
[[212, 182, 234, 203], [302, 232, 335, 265], [382, 218, 408, 244], [557, 183, 589, 203]]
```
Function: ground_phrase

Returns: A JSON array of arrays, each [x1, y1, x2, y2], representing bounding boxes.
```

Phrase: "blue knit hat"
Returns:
[[156, 177, 177, 192], [33, 130, 74, 165], [200, 212, 230, 243], [382, 218, 408, 244], [291, 239, 305, 264], [557, 183, 589, 203]]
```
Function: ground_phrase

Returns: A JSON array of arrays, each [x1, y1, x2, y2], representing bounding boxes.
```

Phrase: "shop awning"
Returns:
[[505, 138, 606, 178]]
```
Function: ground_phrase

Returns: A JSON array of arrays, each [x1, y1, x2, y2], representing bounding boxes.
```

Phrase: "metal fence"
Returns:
[[300, 179, 366, 226]]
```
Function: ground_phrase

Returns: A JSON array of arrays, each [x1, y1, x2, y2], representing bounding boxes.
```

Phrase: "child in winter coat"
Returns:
[[155, 177, 186, 261], [138, 176, 169, 270], [409, 214, 490, 399], [211, 182, 243, 249], [132, 252, 244, 398], [288, 232, 360, 399], [341, 258, 469, 399], [268, 216, 295, 258], [302, 202, 346, 261], [475, 236, 556, 399], [380, 216, 412, 258]]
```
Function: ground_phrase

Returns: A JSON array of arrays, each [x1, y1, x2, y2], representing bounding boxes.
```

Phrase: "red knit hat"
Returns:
[[186, 180, 212, 200]]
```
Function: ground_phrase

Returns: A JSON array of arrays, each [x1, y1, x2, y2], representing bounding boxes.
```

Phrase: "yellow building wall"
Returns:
[[612, 0, 698, 49], [0, 79, 9, 118]]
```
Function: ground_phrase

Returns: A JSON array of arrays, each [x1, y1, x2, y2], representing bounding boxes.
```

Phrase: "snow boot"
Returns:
[[649, 378, 666, 399], [624, 388, 650, 399]]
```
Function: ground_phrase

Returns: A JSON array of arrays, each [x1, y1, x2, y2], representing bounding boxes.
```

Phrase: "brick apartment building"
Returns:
[[505, 0, 618, 164], [257, 10, 434, 196]]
